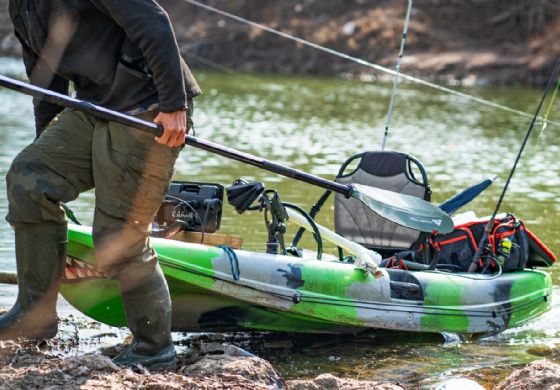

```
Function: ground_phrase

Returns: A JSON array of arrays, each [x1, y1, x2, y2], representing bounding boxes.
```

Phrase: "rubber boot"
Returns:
[[0, 222, 67, 341], [112, 265, 176, 369]]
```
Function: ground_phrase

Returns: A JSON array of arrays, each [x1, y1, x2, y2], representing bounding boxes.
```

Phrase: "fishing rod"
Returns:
[[537, 77, 560, 142], [381, 0, 413, 151], [0, 74, 453, 235], [182, 0, 560, 129], [467, 58, 560, 273]]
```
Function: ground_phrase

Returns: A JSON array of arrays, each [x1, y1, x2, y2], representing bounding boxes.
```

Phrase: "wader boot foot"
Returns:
[[0, 222, 66, 341], [112, 265, 175, 370], [0, 303, 58, 341], [112, 343, 176, 370]]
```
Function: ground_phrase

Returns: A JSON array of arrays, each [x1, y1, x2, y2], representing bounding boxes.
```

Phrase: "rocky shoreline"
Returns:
[[2, 303, 556, 389], [0, 338, 558, 389], [1, 1, 559, 86], [0, 303, 558, 389]]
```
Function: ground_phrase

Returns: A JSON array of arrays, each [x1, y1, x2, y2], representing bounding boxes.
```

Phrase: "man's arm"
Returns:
[[90, 0, 187, 147], [91, 0, 186, 112], [16, 33, 69, 137], [91, 0, 189, 147]]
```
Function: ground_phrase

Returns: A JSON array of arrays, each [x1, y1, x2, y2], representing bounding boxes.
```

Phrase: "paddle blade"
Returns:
[[439, 177, 495, 215], [351, 183, 454, 234]]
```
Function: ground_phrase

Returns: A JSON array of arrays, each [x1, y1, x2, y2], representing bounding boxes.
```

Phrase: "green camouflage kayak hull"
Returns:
[[60, 224, 552, 335]]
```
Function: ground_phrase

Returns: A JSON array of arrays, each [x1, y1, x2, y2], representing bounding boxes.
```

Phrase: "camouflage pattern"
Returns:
[[6, 107, 182, 280], [62, 224, 553, 336]]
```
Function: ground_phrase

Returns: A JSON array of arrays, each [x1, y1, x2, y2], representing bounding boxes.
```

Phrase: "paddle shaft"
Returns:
[[0, 75, 351, 197], [0, 271, 17, 285]]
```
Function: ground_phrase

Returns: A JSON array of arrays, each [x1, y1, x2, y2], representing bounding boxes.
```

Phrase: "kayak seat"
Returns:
[[290, 151, 430, 256], [290, 151, 493, 258], [334, 151, 430, 254]]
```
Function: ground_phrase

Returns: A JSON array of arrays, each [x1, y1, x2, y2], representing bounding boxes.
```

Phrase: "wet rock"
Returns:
[[0, 341, 20, 365], [83, 369, 198, 389], [224, 344, 254, 357], [494, 359, 560, 390], [59, 355, 117, 387], [10, 345, 46, 367], [0, 351, 283, 389], [60, 354, 120, 374], [181, 354, 285, 388], [527, 345, 560, 358], [199, 341, 224, 354], [286, 373, 405, 390], [175, 348, 203, 367]]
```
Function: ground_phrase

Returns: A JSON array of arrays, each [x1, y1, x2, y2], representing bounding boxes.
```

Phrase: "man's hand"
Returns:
[[154, 110, 187, 147]]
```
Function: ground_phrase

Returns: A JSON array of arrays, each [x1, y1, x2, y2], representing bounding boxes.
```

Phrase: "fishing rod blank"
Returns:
[[381, 0, 413, 151], [467, 58, 560, 273]]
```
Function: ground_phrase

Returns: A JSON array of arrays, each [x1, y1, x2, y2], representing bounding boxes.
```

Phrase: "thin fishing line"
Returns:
[[492, 58, 560, 218], [537, 78, 560, 138], [533, 78, 560, 151], [467, 58, 560, 272], [382, 0, 413, 151], [182, 48, 270, 84], [182, 0, 560, 128], [183, 50, 238, 75]]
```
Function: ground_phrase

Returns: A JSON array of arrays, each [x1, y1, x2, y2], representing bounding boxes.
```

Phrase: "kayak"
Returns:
[[61, 224, 552, 336], [6, 73, 552, 336]]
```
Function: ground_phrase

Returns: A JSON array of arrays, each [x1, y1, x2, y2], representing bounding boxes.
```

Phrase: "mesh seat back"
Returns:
[[334, 151, 429, 251]]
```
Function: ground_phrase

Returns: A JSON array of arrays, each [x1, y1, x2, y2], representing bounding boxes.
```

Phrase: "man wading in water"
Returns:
[[1, 0, 201, 368]]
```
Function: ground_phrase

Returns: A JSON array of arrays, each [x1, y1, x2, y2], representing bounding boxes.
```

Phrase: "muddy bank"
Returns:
[[0, 306, 405, 389], [1, 1, 558, 86], [0, 340, 404, 389], [0, 306, 557, 389]]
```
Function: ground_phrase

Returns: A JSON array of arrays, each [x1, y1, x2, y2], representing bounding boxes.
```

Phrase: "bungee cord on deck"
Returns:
[[183, 0, 560, 129]]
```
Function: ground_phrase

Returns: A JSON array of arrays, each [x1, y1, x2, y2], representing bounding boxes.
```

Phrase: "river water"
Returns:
[[0, 56, 558, 387]]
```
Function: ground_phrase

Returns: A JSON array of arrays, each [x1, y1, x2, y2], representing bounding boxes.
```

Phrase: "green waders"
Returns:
[[1, 107, 186, 368]]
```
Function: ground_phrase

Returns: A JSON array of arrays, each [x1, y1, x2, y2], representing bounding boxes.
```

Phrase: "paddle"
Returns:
[[0, 74, 453, 234]]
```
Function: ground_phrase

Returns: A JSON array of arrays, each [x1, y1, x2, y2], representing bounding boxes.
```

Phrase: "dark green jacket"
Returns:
[[9, 0, 202, 134]]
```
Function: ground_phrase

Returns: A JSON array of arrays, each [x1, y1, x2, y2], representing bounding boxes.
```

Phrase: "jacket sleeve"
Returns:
[[91, 0, 187, 112], [15, 33, 69, 136]]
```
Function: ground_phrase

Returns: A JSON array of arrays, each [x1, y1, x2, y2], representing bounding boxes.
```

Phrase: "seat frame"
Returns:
[[291, 151, 431, 256]]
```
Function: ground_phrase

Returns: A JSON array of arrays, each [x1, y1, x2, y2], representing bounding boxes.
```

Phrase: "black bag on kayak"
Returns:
[[398, 214, 556, 272]]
